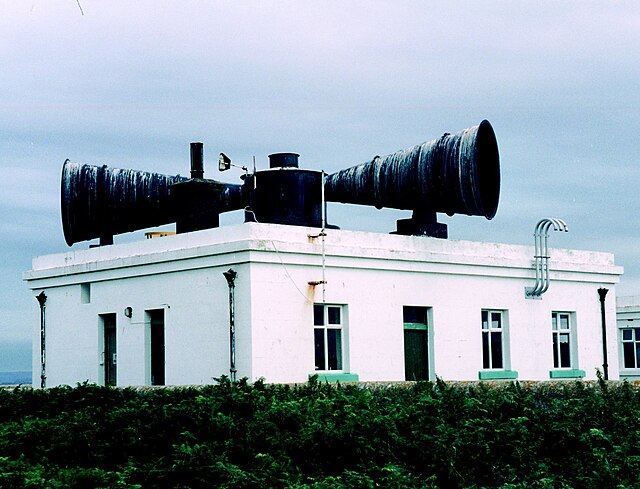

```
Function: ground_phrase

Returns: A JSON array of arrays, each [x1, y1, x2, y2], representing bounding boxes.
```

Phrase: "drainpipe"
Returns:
[[598, 288, 609, 380], [223, 269, 237, 381], [36, 291, 47, 388]]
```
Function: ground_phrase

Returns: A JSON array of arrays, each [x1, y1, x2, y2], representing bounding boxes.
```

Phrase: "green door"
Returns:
[[404, 328, 428, 381]]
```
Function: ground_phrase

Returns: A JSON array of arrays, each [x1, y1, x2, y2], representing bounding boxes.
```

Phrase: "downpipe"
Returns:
[[36, 291, 47, 388], [598, 288, 609, 380], [223, 269, 238, 381]]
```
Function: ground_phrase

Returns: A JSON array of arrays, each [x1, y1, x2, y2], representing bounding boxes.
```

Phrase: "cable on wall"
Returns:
[[244, 207, 313, 304]]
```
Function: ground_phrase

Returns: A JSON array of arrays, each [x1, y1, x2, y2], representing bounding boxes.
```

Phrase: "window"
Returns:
[[549, 312, 584, 379], [403, 306, 429, 381], [552, 312, 572, 368], [314, 304, 344, 371], [482, 310, 504, 369], [480, 310, 517, 380], [621, 327, 640, 369]]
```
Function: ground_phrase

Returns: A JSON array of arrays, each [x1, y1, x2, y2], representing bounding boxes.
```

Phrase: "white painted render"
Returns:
[[617, 295, 640, 380], [24, 222, 622, 387]]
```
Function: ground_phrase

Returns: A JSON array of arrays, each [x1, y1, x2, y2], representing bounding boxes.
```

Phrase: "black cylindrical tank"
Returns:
[[269, 152, 299, 169], [244, 153, 323, 227]]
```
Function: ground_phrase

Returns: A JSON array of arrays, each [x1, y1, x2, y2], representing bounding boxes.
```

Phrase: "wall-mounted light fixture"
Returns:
[[124, 306, 133, 318]]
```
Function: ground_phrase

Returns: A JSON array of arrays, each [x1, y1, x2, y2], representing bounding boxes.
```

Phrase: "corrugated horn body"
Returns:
[[61, 161, 187, 246], [61, 161, 243, 245], [324, 120, 500, 219]]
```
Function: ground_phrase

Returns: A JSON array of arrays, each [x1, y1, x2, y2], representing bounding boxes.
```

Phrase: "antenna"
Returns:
[[307, 170, 328, 303], [321, 169, 326, 304], [253, 156, 257, 189]]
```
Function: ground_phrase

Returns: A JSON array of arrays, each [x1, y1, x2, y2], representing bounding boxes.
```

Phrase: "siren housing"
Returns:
[[60, 120, 500, 245]]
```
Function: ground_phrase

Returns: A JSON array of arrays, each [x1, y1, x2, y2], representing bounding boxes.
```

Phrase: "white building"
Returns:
[[24, 222, 623, 387], [617, 295, 640, 380]]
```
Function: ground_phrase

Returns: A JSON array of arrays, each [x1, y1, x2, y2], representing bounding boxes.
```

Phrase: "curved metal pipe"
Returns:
[[531, 222, 543, 295], [538, 220, 555, 295], [539, 219, 568, 294], [527, 218, 568, 298], [530, 219, 552, 296]]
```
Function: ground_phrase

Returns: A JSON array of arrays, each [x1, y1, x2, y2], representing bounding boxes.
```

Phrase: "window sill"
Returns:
[[619, 369, 640, 379], [478, 370, 518, 380], [549, 369, 586, 379], [310, 373, 359, 383]]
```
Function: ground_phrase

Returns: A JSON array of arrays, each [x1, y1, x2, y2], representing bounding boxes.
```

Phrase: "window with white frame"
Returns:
[[551, 312, 574, 369], [314, 304, 344, 371], [621, 327, 640, 369], [482, 310, 506, 369]]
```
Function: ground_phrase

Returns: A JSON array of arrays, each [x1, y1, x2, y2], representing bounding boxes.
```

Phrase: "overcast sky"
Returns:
[[1, 1, 639, 372]]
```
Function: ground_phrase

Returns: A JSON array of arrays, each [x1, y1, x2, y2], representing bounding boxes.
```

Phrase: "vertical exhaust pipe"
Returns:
[[190, 142, 204, 179]]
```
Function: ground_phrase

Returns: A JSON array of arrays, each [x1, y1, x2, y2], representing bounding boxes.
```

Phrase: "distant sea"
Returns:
[[0, 371, 32, 385]]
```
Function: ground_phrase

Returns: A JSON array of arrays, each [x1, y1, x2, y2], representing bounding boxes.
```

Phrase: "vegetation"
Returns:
[[2, 375, 640, 488]]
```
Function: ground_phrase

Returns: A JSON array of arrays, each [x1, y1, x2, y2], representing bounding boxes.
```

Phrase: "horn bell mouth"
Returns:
[[473, 119, 500, 219]]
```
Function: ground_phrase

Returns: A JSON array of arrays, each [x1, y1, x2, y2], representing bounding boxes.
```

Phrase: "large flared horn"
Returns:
[[325, 120, 500, 236], [61, 160, 243, 245]]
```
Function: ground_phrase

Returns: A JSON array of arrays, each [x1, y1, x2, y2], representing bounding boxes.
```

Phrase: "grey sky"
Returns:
[[1, 1, 639, 372]]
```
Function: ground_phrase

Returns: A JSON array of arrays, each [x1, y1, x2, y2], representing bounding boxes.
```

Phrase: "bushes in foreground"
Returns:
[[1, 376, 640, 488]]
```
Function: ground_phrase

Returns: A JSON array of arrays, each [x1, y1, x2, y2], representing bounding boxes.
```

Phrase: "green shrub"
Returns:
[[2, 378, 640, 487]]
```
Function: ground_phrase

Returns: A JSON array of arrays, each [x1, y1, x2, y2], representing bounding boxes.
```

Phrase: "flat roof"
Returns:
[[24, 222, 622, 284]]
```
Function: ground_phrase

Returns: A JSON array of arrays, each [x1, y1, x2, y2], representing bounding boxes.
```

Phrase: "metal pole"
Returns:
[[223, 269, 237, 381], [36, 291, 47, 388], [321, 170, 326, 304], [598, 288, 609, 380]]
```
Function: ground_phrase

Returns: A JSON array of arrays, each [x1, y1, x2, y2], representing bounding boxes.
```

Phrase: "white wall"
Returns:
[[242, 225, 620, 382], [26, 223, 622, 386], [29, 261, 252, 387], [249, 256, 618, 382]]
